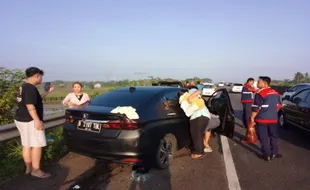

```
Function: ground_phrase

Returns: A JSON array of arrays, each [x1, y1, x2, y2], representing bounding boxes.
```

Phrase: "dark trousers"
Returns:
[[189, 116, 210, 154], [242, 102, 252, 128], [256, 123, 279, 157]]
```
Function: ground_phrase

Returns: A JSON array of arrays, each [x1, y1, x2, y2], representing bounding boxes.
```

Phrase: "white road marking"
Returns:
[[221, 135, 241, 190]]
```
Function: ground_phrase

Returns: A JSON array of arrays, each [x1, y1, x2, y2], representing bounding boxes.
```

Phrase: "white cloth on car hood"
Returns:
[[111, 106, 139, 119]]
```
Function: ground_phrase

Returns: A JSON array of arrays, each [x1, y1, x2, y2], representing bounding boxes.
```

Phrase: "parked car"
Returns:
[[218, 82, 225, 87], [230, 83, 243, 93], [281, 83, 310, 101], [279, 87, 310, 131], [63, 87, 235, 169], [152, 80, 183, 88], [202, 83, 217, 97]]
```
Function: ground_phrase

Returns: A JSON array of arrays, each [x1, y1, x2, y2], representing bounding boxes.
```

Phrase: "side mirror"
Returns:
[[283, 95, 290, 101]]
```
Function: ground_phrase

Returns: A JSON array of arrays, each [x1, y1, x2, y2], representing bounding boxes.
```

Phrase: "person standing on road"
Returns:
[[251, 76, 282, 162], [186, 87, 212, 159], [14, 67, 54, 178], [241, 78, 257, 128], [62, 82, 90, 108]]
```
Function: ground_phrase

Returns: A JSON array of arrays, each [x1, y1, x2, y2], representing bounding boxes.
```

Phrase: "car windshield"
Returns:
[[158, 83, 181, 87], [204, 85, 214, 88], [233, 83, 243, 86], [90, 90, 154, 108]]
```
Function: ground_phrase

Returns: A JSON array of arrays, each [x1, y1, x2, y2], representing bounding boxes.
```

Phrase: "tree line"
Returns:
[[0, 67, 308, 125]]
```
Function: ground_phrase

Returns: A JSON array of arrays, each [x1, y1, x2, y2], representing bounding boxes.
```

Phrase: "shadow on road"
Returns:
[[278, 126, 310, 151], [0, 163, 69, 190], [67, 160, 111, 190], [231, 130, 261, 157], [128, 166, 172, 190]]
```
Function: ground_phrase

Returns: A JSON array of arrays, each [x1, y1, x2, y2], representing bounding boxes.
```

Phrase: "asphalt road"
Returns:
[[2, 93, 310, 190]]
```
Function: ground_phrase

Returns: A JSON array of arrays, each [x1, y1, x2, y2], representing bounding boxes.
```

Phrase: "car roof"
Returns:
[[296, 83, 310, 86], [113, 86, 184, 93], [203, 83, 214, 85], [157, 80, 182, 83]]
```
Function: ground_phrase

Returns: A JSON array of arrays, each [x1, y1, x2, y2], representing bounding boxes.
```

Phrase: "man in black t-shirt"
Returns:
[[14, 67, 54, 179]]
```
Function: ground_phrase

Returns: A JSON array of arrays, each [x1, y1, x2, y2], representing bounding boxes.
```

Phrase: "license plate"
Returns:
[[77, 120, 101, 133]]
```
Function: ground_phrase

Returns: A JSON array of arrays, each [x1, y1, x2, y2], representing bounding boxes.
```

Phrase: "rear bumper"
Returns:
[[63, 123, 155, 164], [231, 89, 242, 93], [202, 91, 217, 96]]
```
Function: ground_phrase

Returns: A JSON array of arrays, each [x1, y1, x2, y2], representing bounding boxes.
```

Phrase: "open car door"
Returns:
[[206, 89, 235, 138]]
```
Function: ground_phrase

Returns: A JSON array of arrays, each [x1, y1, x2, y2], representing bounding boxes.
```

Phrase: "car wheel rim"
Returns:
[[279, 114, 284, 126], [159, 139, 173, 166]]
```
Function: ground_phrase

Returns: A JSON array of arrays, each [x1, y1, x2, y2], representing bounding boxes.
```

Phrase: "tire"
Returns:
[[155, 134, 177, 170], [278, 111, 286, 128]]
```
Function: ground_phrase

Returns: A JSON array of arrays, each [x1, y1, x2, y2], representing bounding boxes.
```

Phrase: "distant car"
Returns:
[[218, 82, 224, 87], [282, 83, 310, 101], [63, 87, 235, 169], [152, 80, 183, 88], [230, 83, 243, 93], [202, 83, 217, 97], [279, 87, 310, 131]]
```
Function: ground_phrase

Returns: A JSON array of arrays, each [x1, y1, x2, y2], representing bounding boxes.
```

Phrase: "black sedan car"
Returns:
[[279, 87, 310, 131], [63, 86, 235, 169]]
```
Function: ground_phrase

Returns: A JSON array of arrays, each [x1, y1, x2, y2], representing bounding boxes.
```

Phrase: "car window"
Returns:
[[306, 93, 310, 103], [292, 89, 310, 103], [296, 85, 309, 91], [233, 84, 243, 86], [90, 91, 154, 108], [159, 90, 187, 117], [288, 86, 296, 92]]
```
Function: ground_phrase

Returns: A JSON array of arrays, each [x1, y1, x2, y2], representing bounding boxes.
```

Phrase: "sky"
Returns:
[[0, 0, 309, 82]]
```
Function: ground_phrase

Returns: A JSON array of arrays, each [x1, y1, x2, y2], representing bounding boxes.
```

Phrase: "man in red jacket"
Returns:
[[241, 78, 257, 128], [251, 76, 282, 162]]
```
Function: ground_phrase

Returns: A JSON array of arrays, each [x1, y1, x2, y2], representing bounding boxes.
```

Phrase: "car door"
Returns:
[[303, 93, 310, 130], [285, 89, 310, 125], [161, 89, 191, 147], [206, 89, 235, 138], [295, 89, 310, 130]]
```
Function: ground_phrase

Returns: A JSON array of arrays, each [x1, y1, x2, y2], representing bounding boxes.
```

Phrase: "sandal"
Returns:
[[30, 172, 52, 179], [191, 154, 205, 159]]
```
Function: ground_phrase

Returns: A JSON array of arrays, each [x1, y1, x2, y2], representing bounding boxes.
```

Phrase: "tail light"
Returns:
[[103, 118, 138, 130], [65, 116, 75, 123]]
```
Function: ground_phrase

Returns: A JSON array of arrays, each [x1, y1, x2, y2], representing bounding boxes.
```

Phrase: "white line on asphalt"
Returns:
[[220, 135, 241, 190]]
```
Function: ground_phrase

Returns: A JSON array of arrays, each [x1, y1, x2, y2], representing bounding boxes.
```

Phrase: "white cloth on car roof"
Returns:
[[111, 106, 139, 119]]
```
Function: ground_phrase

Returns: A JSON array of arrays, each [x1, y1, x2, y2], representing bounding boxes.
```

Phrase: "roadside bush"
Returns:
[[0, 126, 67, 183], [0, 68, 25, 125]]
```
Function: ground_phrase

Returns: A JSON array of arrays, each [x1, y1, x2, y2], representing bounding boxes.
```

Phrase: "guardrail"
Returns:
[[0, 113, 65, 143]]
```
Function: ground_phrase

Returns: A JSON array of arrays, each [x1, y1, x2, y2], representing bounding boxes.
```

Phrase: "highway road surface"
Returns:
[[2, 93, 310, 190]]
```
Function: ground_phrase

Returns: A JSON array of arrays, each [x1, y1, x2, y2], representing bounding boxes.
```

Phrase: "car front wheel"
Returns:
[[278, 112, 286, 128], [155, 134, 177, 169]]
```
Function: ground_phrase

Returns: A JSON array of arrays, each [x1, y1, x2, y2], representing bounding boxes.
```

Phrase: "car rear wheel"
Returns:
[[278, 112, 286, 128], [155, 134, 177, 169]]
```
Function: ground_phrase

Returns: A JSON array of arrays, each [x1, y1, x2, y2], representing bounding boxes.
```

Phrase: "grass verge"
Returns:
[[0, 126, 68, 183]]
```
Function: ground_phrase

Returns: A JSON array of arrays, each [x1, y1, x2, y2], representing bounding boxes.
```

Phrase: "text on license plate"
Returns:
[[77, 120, 101, 133]]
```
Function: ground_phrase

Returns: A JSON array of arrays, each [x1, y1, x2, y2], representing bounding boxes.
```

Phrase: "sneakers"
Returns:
[[204, 147, 213, 153], [264, 156, 271, 162], [272, 154, 283, 159], [260, 154, 283, 162]]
